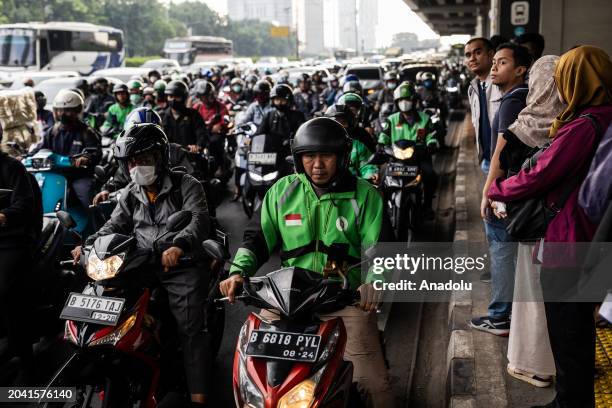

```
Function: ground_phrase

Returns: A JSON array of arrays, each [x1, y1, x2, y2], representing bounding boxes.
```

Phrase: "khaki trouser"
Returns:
[[259, 307, 395, 408]]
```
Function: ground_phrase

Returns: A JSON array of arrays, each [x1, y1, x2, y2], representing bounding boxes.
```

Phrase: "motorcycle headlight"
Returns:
[[393, 145, 415, 160], [446, 86, 458, 93], [278, 379, 316, 408], [88, 313, 136, 347], [238, 355, 264, 407], [87, 251, 124, 281], [249, 172, 263, 182], [263, 171, 279, 181]]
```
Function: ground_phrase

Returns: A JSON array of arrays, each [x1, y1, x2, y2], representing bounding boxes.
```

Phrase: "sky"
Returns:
[[167, 0, 469, 49]]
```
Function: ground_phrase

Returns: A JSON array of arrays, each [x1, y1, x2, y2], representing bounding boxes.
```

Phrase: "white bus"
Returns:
[[163, 36, 233, 66], [0, 22, 125, 75]]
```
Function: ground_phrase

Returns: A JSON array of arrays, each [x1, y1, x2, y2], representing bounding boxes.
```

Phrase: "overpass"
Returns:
[[402, 0, 612, 55]]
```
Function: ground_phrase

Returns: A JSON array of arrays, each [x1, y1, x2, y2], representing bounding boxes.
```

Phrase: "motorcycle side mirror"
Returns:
[[94, 165, 107, 179], [202, 239, 230, 261], [364, 246, 377, 260], [166, 211, 192, 233], [56, 210, 77, 229], [285, 155, 294, 166], [209, 178, 222, 188]]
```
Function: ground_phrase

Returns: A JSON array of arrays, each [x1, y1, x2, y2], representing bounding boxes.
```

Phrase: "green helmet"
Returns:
[[127, 79, 143, 91], [337, 92, 363, 109], [393, 81, 416, 101], [153, 79, 167, 93]]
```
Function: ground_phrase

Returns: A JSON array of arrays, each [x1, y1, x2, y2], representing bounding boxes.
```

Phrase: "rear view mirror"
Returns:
[[166, 211, 192, 233], [285, 155, 295, 166], [366, 152, 385, 166], [202, 239, 230, 261], [56, 210, 77, 229]]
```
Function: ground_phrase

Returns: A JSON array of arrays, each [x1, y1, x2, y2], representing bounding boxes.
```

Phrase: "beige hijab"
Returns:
[[508, 55, 566, 147]]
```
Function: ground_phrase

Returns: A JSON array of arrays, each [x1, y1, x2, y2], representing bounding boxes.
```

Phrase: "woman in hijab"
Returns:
[[488, 45, 612, 408], [498, 55, 566, 390]]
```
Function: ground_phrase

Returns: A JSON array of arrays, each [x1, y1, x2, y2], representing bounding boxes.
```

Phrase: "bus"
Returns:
[[163, 36, 233, 66], [0, 22, 125, 75]]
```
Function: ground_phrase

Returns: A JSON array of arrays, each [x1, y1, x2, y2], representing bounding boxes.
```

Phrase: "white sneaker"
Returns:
[[507, 366, 552, 388]]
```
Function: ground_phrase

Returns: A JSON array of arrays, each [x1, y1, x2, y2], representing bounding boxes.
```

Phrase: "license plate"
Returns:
[[246, 330, 321, 362], [389, 165, 418, 177], [60, 293, 125, 326], [248, 153, 277, 165]]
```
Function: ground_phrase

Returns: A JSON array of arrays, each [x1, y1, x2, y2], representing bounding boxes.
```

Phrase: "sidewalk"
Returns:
[[447, 119, 555, 407]]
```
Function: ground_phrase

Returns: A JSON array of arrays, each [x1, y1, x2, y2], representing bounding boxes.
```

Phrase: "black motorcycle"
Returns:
[[369, 140, 424, 243]]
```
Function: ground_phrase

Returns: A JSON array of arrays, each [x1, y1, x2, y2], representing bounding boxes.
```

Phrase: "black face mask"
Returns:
[[274, 102, 289, 112], [169, 99, 186, 111], [60, 114, 76, 125]]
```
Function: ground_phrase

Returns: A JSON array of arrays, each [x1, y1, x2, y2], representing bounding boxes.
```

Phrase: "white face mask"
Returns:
[[130, 165, 157, 186], [398, 100, 413, 112], [386, 82, 397, 90]]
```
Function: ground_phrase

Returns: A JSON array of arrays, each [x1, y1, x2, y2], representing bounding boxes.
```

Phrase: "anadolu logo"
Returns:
[[336, 216, 349, 232]]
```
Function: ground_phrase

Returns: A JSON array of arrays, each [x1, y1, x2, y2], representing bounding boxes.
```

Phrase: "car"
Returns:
[[1, 70, 80, 89], [141, 58, 181, 74], [398, 63, 442, 84], [92, 67, 149, 83], [344, 63, 384, 95], [271, 66, 331, 87]]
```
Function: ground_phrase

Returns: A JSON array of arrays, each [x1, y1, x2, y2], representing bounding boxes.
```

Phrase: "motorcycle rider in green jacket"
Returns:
[[220, 117, 395, 408], [324, 93, 379, 182], [378, 81, 439, 219]]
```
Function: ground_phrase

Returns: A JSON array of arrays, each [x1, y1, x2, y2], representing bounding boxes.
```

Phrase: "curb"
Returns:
[[447, 123, 476, 407]]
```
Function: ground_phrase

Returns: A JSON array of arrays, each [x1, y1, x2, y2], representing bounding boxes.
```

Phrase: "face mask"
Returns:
[[398, 100, 413, 112], [129, 165, 157, 186], [232, 85, 242, 93], [386, 82, 397, 90], [130, 94, 143, 105], [60, 114, 76, 125], [274, 102, 288, 112], [169, 99, 185, 111]]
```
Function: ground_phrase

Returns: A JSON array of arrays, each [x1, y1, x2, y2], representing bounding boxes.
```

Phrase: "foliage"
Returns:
[[0, 0, 297, 57], [125, 56, 163, 67]]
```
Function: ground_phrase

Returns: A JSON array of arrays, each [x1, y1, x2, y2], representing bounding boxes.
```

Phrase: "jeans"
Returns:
[[484, 217, 517, 319], [480, 158, 490, 174]]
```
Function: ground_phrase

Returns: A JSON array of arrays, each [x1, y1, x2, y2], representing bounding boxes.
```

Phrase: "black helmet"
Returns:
[[113, 83, 128, 94], [297, 73, 310, 84], [147, 69, 161, 79], [245, 74, 258, 85], [253, 79, 271, 94], [195, 80, 215, 97], [270, 83, 293, 103], [93, 76, 108, 86], [34, 91, 47, 107], [165, 80, 189, 99], [383, 71, 398, 82], [114, 123, 169, 175], [291, 117, 351, 181], [342, 80, 362, 94]]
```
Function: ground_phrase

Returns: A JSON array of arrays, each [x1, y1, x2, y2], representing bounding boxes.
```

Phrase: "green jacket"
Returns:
[[349, 138, 378, 179], [101, 103, 134, 136], [230, 172, 390, 289], [378, 111, 438, 147]]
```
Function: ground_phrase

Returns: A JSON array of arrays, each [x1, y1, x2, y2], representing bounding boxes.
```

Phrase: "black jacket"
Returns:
[[0, 152, 40, 249], [86, 171, 209, 253], [161, 107, 209, 148], [257, 108, 306, 153]]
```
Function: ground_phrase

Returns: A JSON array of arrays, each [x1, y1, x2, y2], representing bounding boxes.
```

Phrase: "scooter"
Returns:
[[40, 211, 227, 408], [369, 139, 424, 243], [241, 132, 283, 218], [23, 148, 98, 241], [202, 239, 365, 408]]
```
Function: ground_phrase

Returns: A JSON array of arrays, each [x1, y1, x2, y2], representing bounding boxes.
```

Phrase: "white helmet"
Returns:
[[52, 89, 84, 110]]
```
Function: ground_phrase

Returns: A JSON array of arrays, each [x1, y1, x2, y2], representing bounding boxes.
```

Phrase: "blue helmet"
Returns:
[[124, 107, 162, 130], [344, 74, 359, 83]]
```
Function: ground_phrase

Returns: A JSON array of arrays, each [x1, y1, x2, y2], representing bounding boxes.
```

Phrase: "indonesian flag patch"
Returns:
[[285, 214, 302, 227]]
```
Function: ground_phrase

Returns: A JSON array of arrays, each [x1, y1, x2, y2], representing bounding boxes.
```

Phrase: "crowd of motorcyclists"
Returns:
[[0, 55, 468, 407]]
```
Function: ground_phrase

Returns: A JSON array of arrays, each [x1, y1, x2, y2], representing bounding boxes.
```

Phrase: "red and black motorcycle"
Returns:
[[203, 239, 365, 408], [39, 212, 227, 408]]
